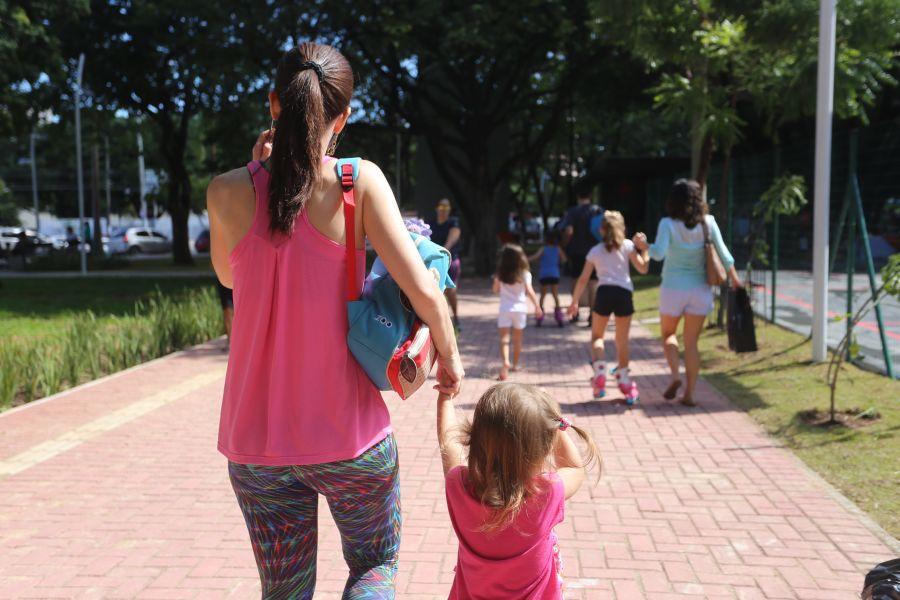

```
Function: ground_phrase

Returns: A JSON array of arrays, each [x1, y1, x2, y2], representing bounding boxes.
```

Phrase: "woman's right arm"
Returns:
[[358, 161, 463, 395], [648, 219, 670, 262]]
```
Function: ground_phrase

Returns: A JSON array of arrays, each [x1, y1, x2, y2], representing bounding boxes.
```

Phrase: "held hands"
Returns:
[[252, 129, 274, 162], [632, 232, 649, 251], [566, 303, 578, 319], [434, 351, 464, 398], [534, 307, 544, 320]]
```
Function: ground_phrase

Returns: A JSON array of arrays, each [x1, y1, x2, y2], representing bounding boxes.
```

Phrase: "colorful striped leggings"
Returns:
[[228, 435, 401, 599]]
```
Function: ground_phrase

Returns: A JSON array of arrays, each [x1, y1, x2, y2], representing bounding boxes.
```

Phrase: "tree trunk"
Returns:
[[695, 132, 714, 191], [158, 116, 194, 266]]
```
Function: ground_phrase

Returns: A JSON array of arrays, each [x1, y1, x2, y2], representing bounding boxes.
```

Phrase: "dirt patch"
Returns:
[[798, 407, 882, 429]]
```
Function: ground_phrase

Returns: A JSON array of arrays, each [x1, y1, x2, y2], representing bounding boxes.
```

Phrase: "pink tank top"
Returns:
[[217, 160, 391, 466]]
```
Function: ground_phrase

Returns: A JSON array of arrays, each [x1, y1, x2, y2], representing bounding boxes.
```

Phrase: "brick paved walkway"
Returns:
[[1, 284, 897, 599]]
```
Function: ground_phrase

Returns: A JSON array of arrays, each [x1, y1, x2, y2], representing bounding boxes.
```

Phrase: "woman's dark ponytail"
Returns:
[[268, 43, 354, 235]]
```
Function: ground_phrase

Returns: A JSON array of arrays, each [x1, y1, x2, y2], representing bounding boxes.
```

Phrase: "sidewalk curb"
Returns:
[[0, 337, 224, 420]]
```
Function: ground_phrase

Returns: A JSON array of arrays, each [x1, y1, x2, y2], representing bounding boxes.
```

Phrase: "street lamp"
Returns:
[[74, 53, 87, 275]]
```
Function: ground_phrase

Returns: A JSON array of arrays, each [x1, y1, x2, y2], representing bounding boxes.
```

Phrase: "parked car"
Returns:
[[107, 227, 172, 255], [195, 229, 210, 253], [0, 227, 53, 256]]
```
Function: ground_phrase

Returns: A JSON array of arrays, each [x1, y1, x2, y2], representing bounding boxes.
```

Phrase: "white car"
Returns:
[[107, 227, 172, 255]]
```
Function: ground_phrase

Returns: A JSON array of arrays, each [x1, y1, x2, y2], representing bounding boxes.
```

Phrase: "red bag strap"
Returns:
[[340, 162, 359, 301]]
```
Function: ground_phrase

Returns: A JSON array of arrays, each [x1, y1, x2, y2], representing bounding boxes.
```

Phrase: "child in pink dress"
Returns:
[[437, 383, 601, 599]]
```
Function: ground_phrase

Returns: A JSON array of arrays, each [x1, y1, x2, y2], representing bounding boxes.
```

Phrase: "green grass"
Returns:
[[632, 275, 900, 538], [0, 276, 215, 339], [0, 276, 223, 409]]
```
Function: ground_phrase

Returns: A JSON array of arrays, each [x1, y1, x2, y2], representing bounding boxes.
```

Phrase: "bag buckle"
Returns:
[[341, 163, 354, 190]]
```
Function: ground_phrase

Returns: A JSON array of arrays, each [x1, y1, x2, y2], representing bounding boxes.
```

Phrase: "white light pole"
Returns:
[[74, 53, 87, 275], [29, 132, 39, 234], [812, 0, 837, 362], [104, 135, 111, 231], [137, 132, 147, 228]]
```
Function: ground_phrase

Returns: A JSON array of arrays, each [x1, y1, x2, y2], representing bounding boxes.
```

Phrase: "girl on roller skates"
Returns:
[[567, 211, 648, 404]]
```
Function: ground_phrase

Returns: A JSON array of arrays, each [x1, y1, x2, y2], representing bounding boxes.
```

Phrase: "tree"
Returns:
[[59, 1, 306, 263], [594, 0, 900, 189], [1, 0, 88, 136], [322, 0, 593, 273]]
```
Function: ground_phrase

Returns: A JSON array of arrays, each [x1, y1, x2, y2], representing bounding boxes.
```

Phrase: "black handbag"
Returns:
[[726, 287, 758, 353]]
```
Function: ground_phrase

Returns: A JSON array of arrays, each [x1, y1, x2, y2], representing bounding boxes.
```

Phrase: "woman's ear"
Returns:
[[333, 106, 352, 134], [269, 90, 281, 120]]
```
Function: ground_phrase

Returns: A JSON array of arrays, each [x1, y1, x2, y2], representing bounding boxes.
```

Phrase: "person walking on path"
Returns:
[[560, 185, 602, 324], [635, 178, 741, 407], [206, 42, 463, 599], [436, 383, 599, 599], [567, 211, 649, 404], [528, 230, 567, 327], [493, 244, 542, 381], [428, 198, 462, 330]]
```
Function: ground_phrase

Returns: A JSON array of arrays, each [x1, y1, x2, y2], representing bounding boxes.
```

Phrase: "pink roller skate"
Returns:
[[536, 313, 545, 327], [554, 307, 565, 327], [613, 367, 639, 406], [591, 373, 606, 399]]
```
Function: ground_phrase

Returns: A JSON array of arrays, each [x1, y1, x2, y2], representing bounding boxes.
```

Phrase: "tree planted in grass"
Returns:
[[827, 254, 900, 424]]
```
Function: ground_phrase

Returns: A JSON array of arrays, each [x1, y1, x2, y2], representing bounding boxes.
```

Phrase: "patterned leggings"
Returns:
[[229, 435, 401, 600]]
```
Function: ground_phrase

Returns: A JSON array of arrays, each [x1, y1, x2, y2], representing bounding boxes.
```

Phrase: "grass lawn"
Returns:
[[0, 275, 216, 339], [632, 275, 900, 538]]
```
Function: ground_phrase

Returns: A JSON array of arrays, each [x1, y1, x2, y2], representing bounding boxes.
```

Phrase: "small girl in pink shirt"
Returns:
[[437, 383, 600, 599]]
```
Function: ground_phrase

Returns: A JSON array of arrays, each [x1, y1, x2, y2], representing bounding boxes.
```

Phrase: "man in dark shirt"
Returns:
[[561, 186, 601, 323], [427, 198, 462, 330]]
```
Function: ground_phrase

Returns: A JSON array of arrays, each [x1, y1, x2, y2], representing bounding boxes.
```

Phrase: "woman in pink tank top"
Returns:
[[207, 42, 463, 599]]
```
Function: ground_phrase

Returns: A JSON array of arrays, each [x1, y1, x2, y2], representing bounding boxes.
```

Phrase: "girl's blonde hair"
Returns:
[[600, 210, 626, 252], [496, 244, 529, 285], [462, 383, 601, 532]]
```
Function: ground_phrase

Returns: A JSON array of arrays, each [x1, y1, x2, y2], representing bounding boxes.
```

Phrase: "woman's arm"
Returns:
[[445, 226, 461, 252], [553, 429, 586, 499], [558, 246, 568, 263], [491, 275, 501, 294], [647, 219, 670, 262], [707, 216, 741, 284], [207, 169, 255, 288], [437, 393, 466, 476], [566, 260, 595, 318], [358, 161, 462, 395]]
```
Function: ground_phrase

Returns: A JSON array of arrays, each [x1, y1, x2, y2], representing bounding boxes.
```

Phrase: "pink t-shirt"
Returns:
[[445, 466, 565, 600], [217, 160, 391, 466]]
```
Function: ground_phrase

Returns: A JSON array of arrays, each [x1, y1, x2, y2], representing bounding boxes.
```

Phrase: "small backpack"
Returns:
[[337, 158, 455, 399]]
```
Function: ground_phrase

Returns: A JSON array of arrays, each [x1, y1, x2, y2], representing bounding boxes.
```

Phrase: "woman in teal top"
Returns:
[[634, 179, 742, 407]]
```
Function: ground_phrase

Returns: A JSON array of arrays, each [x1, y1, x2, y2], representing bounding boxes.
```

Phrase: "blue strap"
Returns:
[[335, 157, 361, 182]]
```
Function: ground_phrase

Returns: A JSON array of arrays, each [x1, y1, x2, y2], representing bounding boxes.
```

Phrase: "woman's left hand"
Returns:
[[252, 129, 274, 162], [434, 351, 464, 398]]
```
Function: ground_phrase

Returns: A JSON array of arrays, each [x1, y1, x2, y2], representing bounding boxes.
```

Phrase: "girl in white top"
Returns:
[[568, 211, 649, 403], [492, 244, 542, 381]]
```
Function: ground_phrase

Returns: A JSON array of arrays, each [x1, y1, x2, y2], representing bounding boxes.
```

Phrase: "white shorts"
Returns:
[[498, 311, 528, 330], [659, 286, 714, 317]]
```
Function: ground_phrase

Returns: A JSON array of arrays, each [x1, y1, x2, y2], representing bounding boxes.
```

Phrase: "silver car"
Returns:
[[108, 227, 172, 255]]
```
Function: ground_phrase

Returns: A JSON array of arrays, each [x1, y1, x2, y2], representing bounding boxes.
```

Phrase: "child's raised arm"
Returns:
[[630, 237, 650, 274], [527, 247, 544, 262], [491, 275, 501, 294], [437, 393, 466, 476], [553, 428, 586, 499]]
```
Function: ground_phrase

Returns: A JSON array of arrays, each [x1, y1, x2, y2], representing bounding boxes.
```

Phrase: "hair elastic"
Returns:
[[557, 417, 571, 431], [299, 61, 324, 82]]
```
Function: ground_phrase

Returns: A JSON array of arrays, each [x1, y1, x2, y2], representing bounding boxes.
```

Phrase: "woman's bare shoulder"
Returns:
[[207, 167, 254, 218]]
